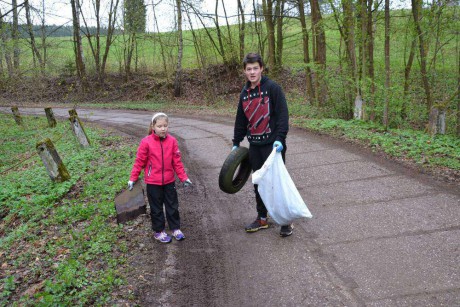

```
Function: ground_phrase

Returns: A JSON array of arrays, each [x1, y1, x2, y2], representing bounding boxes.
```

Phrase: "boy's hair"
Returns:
[[148, 112, 168, 134], [243, 53, 264, 69]]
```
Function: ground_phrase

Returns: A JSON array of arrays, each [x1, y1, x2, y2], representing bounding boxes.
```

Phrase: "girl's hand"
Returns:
[[184, 179, 192, 187], [128, 181, 135, 190]]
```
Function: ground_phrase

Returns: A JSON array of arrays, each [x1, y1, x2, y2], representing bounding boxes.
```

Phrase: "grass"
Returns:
[[292, 117, 460, 171], [0, 113, 137, 305]]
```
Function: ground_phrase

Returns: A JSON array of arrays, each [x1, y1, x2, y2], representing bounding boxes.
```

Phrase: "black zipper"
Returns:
[[160, 138, 164, 185]]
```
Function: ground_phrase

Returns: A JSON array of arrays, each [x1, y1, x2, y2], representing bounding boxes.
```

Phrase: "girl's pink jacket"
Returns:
[[129, 133, 188, 185]]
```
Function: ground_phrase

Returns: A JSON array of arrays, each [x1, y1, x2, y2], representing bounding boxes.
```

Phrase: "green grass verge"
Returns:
[[292, 118, 460, 170], [0, 113, 136, 305]]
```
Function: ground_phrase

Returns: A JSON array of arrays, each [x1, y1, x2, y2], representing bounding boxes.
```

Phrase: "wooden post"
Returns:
[[36, 138, 71, 182], [45, 107, 57, 128], [69, 114, 90, 147], [11, 106, 23, 125], [69, 109, 78, 117]]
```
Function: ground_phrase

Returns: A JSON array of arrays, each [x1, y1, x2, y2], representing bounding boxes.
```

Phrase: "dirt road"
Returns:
[[4, 107, 460, 306]]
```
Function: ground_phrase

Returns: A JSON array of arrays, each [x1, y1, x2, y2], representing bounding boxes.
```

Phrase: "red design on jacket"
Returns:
[[243, 87, 271, 136], [130, 133, 188, 185]]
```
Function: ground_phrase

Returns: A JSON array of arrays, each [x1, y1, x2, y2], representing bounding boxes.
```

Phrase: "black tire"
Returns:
[[219, 146, 252, 194]]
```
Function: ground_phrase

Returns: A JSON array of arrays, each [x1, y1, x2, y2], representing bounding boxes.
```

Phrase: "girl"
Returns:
[[128, 113, 192, 243]]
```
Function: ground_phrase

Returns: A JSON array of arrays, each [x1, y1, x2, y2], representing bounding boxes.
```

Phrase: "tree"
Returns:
[[71, 0, 86, 81], [262, 0, 276, 72], [81, 0, 120, 83], [237, 0, 245, 60], [275, 0, 285, 71], [411, 0, 432, 111], [174, 0, 183, 97], [383, 0, 390, 128], [297, 0, 314, 102], [124, 0, 146, 79], [24, 0, 44, 74], [0, 8, 13, 77], [12, 0, 19, 70], [329, 0, 358, 118], [310, 0, 327, 105]]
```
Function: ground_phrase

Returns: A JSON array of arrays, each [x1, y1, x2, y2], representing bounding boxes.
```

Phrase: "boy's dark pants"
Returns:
[[146, 182, 180, 232], [248, 142, 286, 219]]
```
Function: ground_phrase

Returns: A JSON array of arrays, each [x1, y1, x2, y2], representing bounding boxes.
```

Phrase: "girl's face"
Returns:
[[153, 118, 168, 138]]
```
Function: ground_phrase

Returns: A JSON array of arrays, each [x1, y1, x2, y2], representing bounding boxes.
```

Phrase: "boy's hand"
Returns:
[[128, 181, 135, 190], [184, 179, 192, 187], [273, 141, 283, 152]]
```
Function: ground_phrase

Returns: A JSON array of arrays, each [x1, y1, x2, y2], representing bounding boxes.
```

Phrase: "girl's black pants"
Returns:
[[146, 182, 180, 232]]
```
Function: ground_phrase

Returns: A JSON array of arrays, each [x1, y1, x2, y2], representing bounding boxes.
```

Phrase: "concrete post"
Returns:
[[11, 106, 23, 125], [69, 115, 90, 147], [45, 107, 57, 128], [36, 138, 71, 182]]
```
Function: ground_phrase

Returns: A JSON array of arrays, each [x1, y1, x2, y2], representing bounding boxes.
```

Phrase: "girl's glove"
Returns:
[[128, 181, 135, 190], [232, 145, 238, 151], [184, 179, 192, 187]]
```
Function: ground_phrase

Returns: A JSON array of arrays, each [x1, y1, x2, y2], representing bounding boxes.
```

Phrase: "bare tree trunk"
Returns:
[[24, 0, 44, 74], [101, 0, 120, 82], [185, 6, 205, 69], [125, 33, 136, 81], [402, 36, 417, 120], [411, 0, 432, 111], [366, 0, 376, 121], [12, 0, 19, 70], [0, 9, 13, 77], [186, 2, 226, 64], [341, 0, 360, 119], [40, 0, 47, 70], [310, 0, 327, 105], [275, 0, 285, 72], [383, 0, 390, 128], [253, 0, 264, 55], [214, 0, 228, 65], [81, 0, 102, 80], [297, 0, 314, 102], [71, 0, 86, 81], [262, 0, 276, 72], [152, 0, 168, 76], [221, 0, 237, 66], [457, 34, 460, 137], [237, 0, 245, 60], [358, 0, 366, 103], [174, 0, 183, 97]]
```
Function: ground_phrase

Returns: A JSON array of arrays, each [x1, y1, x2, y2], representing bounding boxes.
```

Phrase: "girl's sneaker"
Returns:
[[172, 229, 185, 241], [154, 231, 172, 243]]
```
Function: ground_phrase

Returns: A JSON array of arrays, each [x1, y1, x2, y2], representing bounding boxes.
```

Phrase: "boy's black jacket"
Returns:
[[233, 75, 289, 146]]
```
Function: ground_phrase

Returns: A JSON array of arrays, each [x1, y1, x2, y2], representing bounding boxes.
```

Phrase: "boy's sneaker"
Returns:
[[245, 218, 269, 233], [154, 231, 172, 243], [172, 229, 185, 241], [280, 224, 294, 237]]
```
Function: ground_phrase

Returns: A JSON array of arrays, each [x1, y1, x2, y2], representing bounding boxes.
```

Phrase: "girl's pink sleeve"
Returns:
[[172, 139, 188, 182], [130, 139, 148, 182]]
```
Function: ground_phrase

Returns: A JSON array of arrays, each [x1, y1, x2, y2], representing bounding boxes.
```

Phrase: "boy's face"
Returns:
[[153, 118, 168, 138], [244, 62, 263, 87]]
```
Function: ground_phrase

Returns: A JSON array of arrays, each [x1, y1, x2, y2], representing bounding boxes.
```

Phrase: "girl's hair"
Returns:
[[148, 112, 168, 135]]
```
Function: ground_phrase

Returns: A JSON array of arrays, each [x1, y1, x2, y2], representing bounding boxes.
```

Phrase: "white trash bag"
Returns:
[[252, 148, 312, 225]]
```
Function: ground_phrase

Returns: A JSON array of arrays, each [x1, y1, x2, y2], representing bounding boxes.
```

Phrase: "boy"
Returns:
[[232, 52, 292, 237]]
